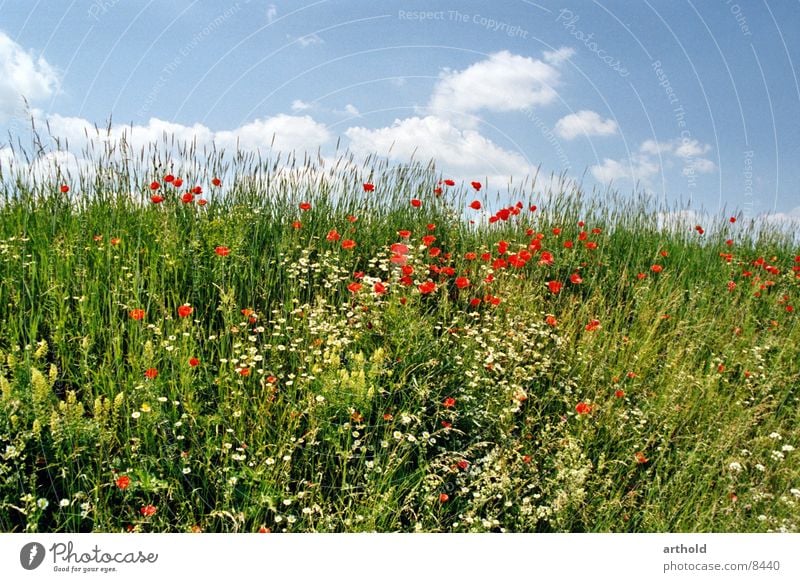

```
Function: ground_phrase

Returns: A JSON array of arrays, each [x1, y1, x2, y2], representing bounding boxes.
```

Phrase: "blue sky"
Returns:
[[0, 0, 798, 219]]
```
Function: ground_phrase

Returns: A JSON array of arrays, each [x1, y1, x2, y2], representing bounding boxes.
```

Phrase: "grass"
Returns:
[[0, 138, 798, 532]]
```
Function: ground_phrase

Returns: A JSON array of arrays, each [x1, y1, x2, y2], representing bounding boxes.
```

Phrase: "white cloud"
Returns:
[[591, 155, 659, 183], [345, 115, 532, 183], [214, 114, 330, 152], [0, 31, 59, 121], [266, 4, 277, 24], [555, 110, 618, 140], [543, 47, 575, 65], [639, 138, 715, 174], [291, 33, 324, 48], [343, 104, 360, 117], [291, 99, 313, 112], [427, 50, 562, 118]]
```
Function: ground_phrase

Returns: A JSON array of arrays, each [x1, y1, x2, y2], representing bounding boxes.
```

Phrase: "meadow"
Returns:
[[0, 141, 798, 532]]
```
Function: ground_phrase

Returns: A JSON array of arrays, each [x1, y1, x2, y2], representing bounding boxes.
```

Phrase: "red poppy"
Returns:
[[390, 243, 409, 255], [181, 192, 194, 204], [173, 178, 183, 187], [299, 202, 311, 211], [326, 229, 341, 242], [110, 237, 121, 245], [545, 315, 558, 327], [547, 280, 563, 294], [634, 451, 648, 464], [442, 397, 456, 408], [636, 272, 647, 280], [538, 251, 554, 266], [198, 198, 207, 206], [650, 264, 663, 273], [726, 239, 734, 246], [522, 455, 532, 464], [150, 195, 164, 204], [292, 220, 302, 229], [421, 235, 436, 247], [164, 174, 175, 183], [410, 198, 422, 208], [614, 389, 625, 398], [374, 282, 387, 294], [469, 200, 482, 210], [439, 493, 449, 503], [177, 305, 193, 318], [497, 241, 508, 255], [455, 277, 470, 289], [575, 402, 591, 415], [428, 247, 441, 258], [192, 186, 202, 195], [363, 183, 375, 192], [418, 281, 436, 294], [189, 357, 200, 367], [443, 179, 455, 186], [129, 309, 145, 321], [552, 228, 561, 236], [398, 229, 411, 238], [434, 187, 443, 196], [115, 475, 131, 490], [149, 181, 160, 190], [212, 177, 221, 187], [427, 224, 436, 232], [585, 241, 598, 250], [570, 273, 583, 285], [145, 368, 158, 379], [585, 319, 601, 332], [347, 215, 358, 223], [341, 239, 356, 250], [457, 460, 469, 470], [464, 252, 477, 261], [347, 282, 362, 294], [238, 367, 250, 376], [727, 281, 736, 292], [60, 184, 70, 193], [140, 504, 157, 517], [469, 298, 481, 307], [471, 181, 482, 191]]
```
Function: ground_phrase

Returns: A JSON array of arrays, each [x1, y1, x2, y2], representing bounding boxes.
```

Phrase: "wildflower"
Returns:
[[326, 229, 341, 242], [547, 280, 563, 294], [110, 237, 121, 245], [585, 241, 598, 250], [469, 200, 482, 210], [191, 186, 202, 195], [469, 298, 481, 307], [522, 455, 532, 464], [173, 178, 183, 187], [347, 215, 358, 223], [150, 195, 164, 204], [129, 309, 145, 321], [140, 505, 157, 517], [443, 179, 455, 186], [471, 181, 482, 191], [441, 420, 452, 429], [188, 357, 200, 367], [390, 243, 409, 255], [212, 177, 221, 187], [442, 397, 456, 408], [634, 451, 648, 464], [410, 198, 422, 208], [149, 181, 160, 190], [291, 221, 302, 229], [570, 273, 583, 284], [363, 183, 375, 192], [575, 402, 591, 415], [299, 202, 311, 211], [464, 252, 477, 260], [538, 251, 554, 266], [60, 184, 70, 193], [398, 229, 411, 238], [457, 460, 469, 470], [341, 239, 356, 250], [198, 198, 207, 206], [730, 216, 737, 223], [214, 246, 230, 257], [115, 475, 131, 490], [164, 174, 174, 183], [650, 264, 663, 273], [729, 462, 743, 472], [37, 498, 49, 510], [347, 282, 362, 294], [545, 315, 558, 327], [585, 319, 601, 332], [418, 281, 436, 294], [455, 277, 470, 289], [177, 305, 193, 318], [421, 235, 436, 246], [258, 526, 271, 533], [181, 192, 194, 203], [145, 368, 158, 379], [373, 282, 387, 294], [239, 367, 250, 376], [614, 389, 625, 398]]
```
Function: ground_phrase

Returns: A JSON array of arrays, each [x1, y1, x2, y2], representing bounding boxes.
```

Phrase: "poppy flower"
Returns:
[[570, 273, 583, 285], [428, 247, 441, 258], [455, 277, 470, 289], [575, 402, 591, 415], [585, 241, 598, 250], [410, 198, 422, 208], [347, 282, 362, 294], [173, 178, 183, 187], [192, 186, 202, 195], [115, 475, 131, 490], [110, 237, 121, 245], [238, 367, 250, 376], [129, 309, 145, 321], [464, 252, 477, 261], [347, 215, 358, 223], [164, 174, 175, 183], [497, 241, 508, 255], [443, 179, 455, 186], [292, 221, 302, 229], [341, 239, 356, 250], [427, 223, 436, 231], [442, 397, 456, 408], [497, 208, 511, 221], [418, 281, 436, 294], [299, 202, 311, 211], [140, 504, 157, 517], [636, 272, 647, 280], [439, 493, 449, 503], [650, 264, 663, 273], [60, 184, 70, 193], [547, 280, 563, 294], [374, 282, 387, 294], [326, 229, 341, 242], [149, 181, 161, 190], [188, 357, 200, 367], [471, 181, 482, 191], [214, 246, 230, 257], [545, 315, 558, 327], [150, 195, 164, 204], [578, 231, 588, 241], [212, 177, 221, 187], [585, 319, 601, 332], [727, 281, 736, 292], [197, 198, 207, 206], [145, 368, 158, 379], [434, 187, 443, 196], [457, 460, 469, 470], [398, 229, 411, 238], [634, 451, 648, 464], [177, 305, 193, 318], [363, 183, 375, 192], [538, 251, 554, 266], [421, 235, 436, 247], [181, 192, 194, 204], [441, 420, 452, 428], [522, 455, 532, 464], [552, 228, 561, 236], [390, 243, 409, 255], [614, 389, 625, 398]]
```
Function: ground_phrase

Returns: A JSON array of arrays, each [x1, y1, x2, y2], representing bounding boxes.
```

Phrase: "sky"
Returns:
[[0, 0, 798, 221]]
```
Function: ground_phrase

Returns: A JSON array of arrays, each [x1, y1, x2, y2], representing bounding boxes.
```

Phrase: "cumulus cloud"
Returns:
[[0, 31, 59, 121], [427, 50, 562, 118], [345, 115, 532, 183], [592, 138, 715, 185], [555, 110, 618, 140], [591, 155, 659, 183], [543, 47, 575, 65]]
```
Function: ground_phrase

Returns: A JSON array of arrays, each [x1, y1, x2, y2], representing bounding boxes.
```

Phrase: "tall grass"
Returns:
[[0, 135, 797, 532]]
